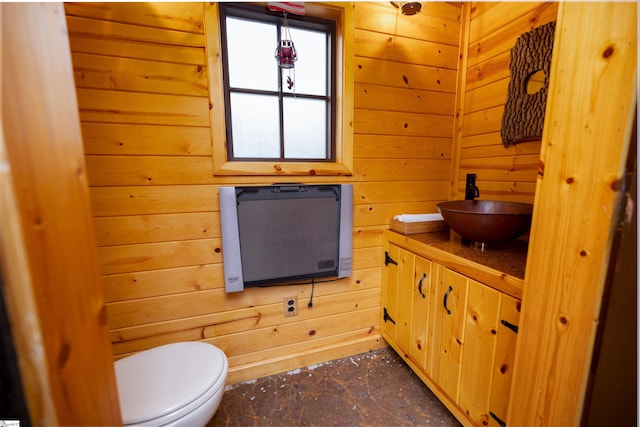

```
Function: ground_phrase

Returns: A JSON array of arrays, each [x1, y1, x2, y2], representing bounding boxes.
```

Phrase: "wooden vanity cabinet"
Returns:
[[381, 234, 521, 427]]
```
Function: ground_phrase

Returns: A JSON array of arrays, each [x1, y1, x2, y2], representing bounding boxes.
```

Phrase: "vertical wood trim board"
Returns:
[[2, 3, 121, 424], [449, 3, 472, 200], [1, 93, 59, 426], [509, 3, 637, 426]]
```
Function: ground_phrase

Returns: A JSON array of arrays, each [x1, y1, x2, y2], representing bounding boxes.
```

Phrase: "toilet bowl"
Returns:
[[115, 342, 228, 427]]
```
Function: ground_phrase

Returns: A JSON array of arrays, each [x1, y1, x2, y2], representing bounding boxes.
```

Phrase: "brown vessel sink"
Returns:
[[437, 200, 534, 243]]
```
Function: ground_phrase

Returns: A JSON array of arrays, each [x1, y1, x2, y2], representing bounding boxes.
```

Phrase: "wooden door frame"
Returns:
[[508, 3, 637, 425], [1, 3, 121, 424]]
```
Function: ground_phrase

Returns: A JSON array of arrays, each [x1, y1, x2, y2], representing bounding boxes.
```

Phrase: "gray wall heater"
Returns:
[[219, 184, 353, 293]]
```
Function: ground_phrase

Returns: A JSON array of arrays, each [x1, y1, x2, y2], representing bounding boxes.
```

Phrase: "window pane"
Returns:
[[226, 17, 277, 91], [230, 93, 280, 158], [282, 27, 327, 96], [220, 4, 336, 163], [283, 98, 327, 159]]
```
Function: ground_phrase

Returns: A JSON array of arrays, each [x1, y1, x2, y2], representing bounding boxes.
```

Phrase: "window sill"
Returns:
[[214, 160, 353, 177]]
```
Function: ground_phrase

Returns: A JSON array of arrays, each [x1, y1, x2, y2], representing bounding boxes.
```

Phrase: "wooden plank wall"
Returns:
[[454, 2, 558, 202], [354, 2, 459, 221], [64, 2, 461, 384]]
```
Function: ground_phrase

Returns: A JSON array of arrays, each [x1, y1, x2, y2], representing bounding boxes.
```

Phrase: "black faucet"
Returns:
[[465, 174, 480, 200]]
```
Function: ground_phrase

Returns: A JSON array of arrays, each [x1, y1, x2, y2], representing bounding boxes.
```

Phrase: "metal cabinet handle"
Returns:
[[443, 285, 453, 315], [418, 273, 427, 299]]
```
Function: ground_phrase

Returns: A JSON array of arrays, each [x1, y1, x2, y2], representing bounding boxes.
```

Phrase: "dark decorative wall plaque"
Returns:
[[501, 21, 556, 147]]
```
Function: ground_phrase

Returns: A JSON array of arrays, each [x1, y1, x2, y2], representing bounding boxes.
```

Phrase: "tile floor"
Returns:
[[209, 346, 461, 426]]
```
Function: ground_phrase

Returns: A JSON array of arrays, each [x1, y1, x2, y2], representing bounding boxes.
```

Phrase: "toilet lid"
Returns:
[[115, 342, 226, 425]]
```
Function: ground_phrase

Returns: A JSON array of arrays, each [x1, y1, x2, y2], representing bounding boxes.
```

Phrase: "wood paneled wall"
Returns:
[[452, 2, 558, 202], [64, 2, 461, 384], [354, 2, 459, 222]]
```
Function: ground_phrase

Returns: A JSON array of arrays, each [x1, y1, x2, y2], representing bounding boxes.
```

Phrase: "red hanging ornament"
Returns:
[[274, 12, 297, 91], [275, 12, 297, 70], [275, 38, 297, 69]]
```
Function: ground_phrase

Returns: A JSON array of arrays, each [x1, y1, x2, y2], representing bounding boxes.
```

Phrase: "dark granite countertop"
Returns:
[[397, 231, 529, 280]]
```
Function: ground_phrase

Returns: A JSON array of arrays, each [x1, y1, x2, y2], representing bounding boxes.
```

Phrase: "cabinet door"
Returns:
[[458, 279, 501, 426], [381, 244, 400, 340], [381, 244, 414, 353], [410, 255, 432, 368], [488, 294, 521, 427], [437, 268, 469, 402], [395, 247, 415, 352]]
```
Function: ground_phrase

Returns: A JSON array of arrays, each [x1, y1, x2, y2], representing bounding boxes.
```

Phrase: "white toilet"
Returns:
[[115, 342, 228, 427]]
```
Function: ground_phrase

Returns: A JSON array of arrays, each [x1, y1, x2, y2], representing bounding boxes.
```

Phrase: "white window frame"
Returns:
[[205, 2, 354, 177]]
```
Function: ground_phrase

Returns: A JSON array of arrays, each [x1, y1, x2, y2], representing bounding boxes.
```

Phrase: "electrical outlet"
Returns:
[[283, 295, 298, 317]]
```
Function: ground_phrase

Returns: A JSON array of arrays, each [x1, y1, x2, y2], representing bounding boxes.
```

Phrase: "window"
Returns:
[[206, 2, 353, 176], [219, 3, 335, 162]]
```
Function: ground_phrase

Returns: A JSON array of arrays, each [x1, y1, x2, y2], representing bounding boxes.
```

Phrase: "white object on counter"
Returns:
[[393, 213, 444, 223]]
